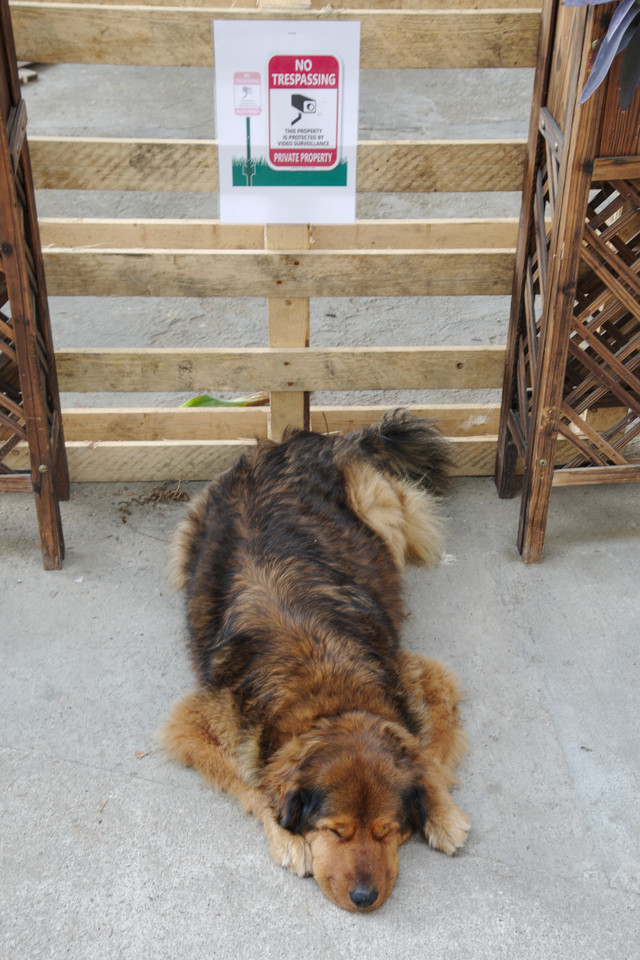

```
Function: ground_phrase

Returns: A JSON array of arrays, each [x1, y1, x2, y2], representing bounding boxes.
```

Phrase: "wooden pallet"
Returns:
[[8, 0, 544, 481], [495, 0, 640, 561]]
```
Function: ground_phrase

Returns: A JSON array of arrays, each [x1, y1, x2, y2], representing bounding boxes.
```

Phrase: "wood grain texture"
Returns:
[[12, 4, 540, 69], [7, 428, 583, 482], [30, 136, 527, 194], [38, 216, 521, 250], [37, 0, 541, 9], [54, 346, 507, 392], [266, 224, 310, 438], [59, 403, 502, 441], [0, 0, 68, 567], [42, 248, 515, 297], [5, 435, 504, 480], [551, 464, 640, 486], [5, 438, 257, 481]]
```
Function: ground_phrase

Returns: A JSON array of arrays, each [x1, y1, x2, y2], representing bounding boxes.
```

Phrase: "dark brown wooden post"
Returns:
[[496, 0, 640, 562], [0, 0, 69, 568], [495, 0, 562, 500]]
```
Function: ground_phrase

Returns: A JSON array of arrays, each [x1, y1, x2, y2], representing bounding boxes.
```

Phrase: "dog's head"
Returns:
[[264, 712, 428, 911]]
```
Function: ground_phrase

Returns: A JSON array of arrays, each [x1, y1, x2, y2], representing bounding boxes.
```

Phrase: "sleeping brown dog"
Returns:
[[162, 410, 470, 911]]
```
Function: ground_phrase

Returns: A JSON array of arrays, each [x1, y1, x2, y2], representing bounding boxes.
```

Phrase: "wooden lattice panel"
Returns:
[[561, 181, 640, 467], [495, 0, 640, 561], [0, 0, 68, 567], [0, 297, 29, 474], [512, 166, 640, 473]]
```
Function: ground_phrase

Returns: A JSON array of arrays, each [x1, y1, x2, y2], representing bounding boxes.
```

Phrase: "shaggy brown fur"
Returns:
[[162, 410, 469, 912]]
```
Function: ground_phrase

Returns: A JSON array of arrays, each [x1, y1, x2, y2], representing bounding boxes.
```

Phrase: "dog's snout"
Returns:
[[349, 886, 379, 909]]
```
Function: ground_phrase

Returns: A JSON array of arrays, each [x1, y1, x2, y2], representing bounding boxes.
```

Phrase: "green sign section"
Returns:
[[232, 156, 348, 186]]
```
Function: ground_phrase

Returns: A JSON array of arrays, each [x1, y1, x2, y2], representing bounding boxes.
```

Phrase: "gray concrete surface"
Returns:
[[2, 55, 640, 959], [3, 479, 640, 959]]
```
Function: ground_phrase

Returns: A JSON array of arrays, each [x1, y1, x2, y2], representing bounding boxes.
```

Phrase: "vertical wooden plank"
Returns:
[[495, 0, 560, 497], [516, 3, 609, 562], [596, 53, 640, 157], [0, 0, 67, 568], [266, 223, 311, 439]]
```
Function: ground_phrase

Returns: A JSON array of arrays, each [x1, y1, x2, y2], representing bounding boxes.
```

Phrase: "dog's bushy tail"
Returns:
[[342, 408, 453, 497]]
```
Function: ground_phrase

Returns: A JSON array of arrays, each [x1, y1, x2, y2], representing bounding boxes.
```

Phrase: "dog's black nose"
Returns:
[[349, 886, 379, 909]]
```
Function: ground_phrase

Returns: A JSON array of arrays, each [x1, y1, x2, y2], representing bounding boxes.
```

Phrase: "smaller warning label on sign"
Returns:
[[268, 55, 340, 169], [234, 71, 261, 116]]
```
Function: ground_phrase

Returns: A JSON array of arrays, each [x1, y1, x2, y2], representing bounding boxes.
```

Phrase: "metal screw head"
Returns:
[[38, 464, 48, 473], [539, 458, 547, 467]]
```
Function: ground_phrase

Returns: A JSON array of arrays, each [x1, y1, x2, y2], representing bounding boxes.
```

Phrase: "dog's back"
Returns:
[[173, 410, 452, 755]]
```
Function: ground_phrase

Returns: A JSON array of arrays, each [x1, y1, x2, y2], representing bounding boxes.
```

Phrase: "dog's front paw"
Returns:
[[424, 800, 470, 855], [267, 824, 313, 877]]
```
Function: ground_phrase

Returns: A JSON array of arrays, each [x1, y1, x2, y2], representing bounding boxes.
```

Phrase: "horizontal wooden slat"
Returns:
[[39, 216, 521, 250], [30, 137, 528, 194], [42, 247, 515, 297], [9, 434, 634, 482], [12, 4, 540, 69], [39, 217, 266, 250], [4, 435, 501, 480], [31, 137, 220, 193], [60, 403, 501, 440], [358, 140, 527, 193], [55, 346, 507, 392], [311, 404, 501, 436], [592, 157, 640, 181], [5, 438, 256, 482], [552, 464, 640, 487], [37, 0, 542, 9], [0, 473, 33, 491]]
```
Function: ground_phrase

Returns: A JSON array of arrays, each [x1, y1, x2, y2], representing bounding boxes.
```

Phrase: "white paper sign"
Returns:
[[214, 21, 360, 224]]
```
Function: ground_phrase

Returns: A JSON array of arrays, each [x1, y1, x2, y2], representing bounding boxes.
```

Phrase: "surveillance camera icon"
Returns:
[[291, 94, 316, 114], [290, 94, 316, 126]]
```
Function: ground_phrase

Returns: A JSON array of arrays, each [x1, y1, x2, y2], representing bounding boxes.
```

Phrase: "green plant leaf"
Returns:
[[180, 392, 269, 408]]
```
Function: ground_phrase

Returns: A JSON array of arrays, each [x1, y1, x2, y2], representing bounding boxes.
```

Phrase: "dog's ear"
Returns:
[[279, 786, 326, 834], [401, 783, 428, 833]]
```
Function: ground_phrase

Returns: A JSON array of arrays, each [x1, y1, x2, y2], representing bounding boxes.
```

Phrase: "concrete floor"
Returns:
[[3, 51, 640, 959], [3, 479, 640, 958]]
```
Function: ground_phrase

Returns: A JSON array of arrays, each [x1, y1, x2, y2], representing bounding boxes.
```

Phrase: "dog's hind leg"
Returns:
[[398, 651, 470, 854], [161, 689, 313, 877]]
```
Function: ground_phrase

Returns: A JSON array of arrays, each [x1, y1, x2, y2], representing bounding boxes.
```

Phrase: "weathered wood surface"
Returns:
[[496, 0, 640, 562], [5, 430, 588, 482], [0, 472, 32, 491], [5, 438, 257, 482], [36, 0, 541, 9], [266, 224, 310, 439], [30, 136, 528, 193], [39, 216, 521, 250], [12, 4, 541, 69], [42, 248, 515, 297], [0, 0, 68, 566], [551, 464, 640, 487], [15, 0, 543, 488], [59, 404, 503, 441], [4, 435, 502, 481], [54, 346, 507, 392]]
